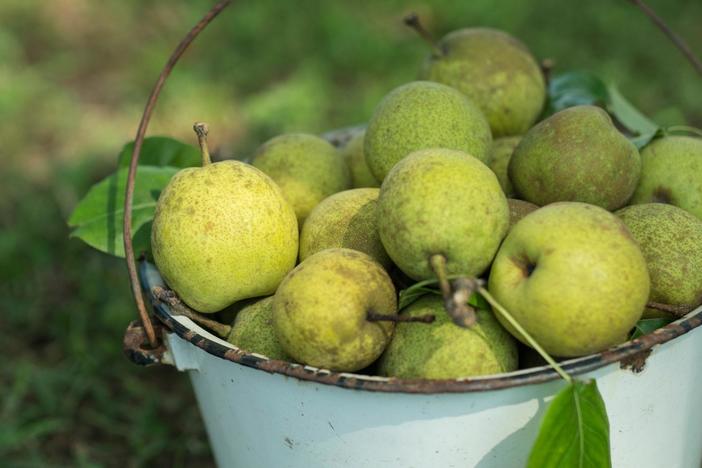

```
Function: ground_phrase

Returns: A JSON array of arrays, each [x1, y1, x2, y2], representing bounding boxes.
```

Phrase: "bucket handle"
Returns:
[[121, 0, 232, 348], [123, 320, 174, 366]]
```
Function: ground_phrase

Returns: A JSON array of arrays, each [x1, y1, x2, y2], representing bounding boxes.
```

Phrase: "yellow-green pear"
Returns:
[[152, 125, 298, 313], [365, 81, 491, 181], [273, 248, 396, 371], [378, 295, 518, 379], [488, 202, 650, 357], [252, 133, 351, 223], [617, 203, 702, 318], [489, 136, 522, 197], [630, 136, 702, 220], [299, 188, 390, 267], [419, 28, 545, 137], [378, 148, 509, 280], [340, 131, 380, 188], [227, 297, 292, 361]]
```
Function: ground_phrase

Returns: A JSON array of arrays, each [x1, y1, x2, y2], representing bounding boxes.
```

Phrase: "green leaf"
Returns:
[[397, 277, 489, 311], [630, 317, 674, 339], [398, 278, 441, 310], [629, 128, 663, 150], [528, 380, 611, 468], [545, 71, 609, 115], [606, 85, 659, 137], [467, 291, 490, 311], [67, 166, 180, 257], [117, 136, 201, 169]]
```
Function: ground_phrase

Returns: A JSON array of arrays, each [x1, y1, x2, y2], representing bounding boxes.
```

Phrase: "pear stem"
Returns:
[[645, 301, 695, 318], [152, 286, 232, 338], [194, 122, 212, 166], [429, 255, 477, 327], [429, 254, 451, 298], [478, 286, 572, 384], [367, 311, 435, 324], [403, 12, 443, 57]]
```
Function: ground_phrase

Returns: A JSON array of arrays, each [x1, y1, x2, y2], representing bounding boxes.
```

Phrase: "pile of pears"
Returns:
[[150, 22, 702, 379]]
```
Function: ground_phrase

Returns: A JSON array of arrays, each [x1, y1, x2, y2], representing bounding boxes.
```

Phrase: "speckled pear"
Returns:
[[378, 295, 518, 379], [488, 136, 522, 197], [509, 105, 641, 210], [227, 296, 292, 360], [364, 81, 491, 181], [630, 136, 702, 220], [378, 148, 509, 280], [151, 124, 298, 313], [299, 188, 390, 267], [617, 203, 702, 318], [252, 133, 351, 223], [419, 28, 545, 137], [340, 131, 380, 188], [272, 248, 396, 371]]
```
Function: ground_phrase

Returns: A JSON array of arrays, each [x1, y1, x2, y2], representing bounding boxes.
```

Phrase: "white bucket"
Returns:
[[133, 262, 702, 468]]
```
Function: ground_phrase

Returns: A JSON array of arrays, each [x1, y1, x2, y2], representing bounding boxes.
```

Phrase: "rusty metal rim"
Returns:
[[142, 261, 702, 394]]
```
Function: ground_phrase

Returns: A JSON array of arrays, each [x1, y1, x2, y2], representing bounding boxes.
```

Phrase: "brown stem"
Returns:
[[403, 12, 443, 57], [194, 122, 212, 166], [646, 301, 696, 318], [367, 311, 435, 324], [627, 0, 702, 77], [540, 58, 555, 85], [429, 254, 479, 328], [122, 0, 232, 348], [152, 286, 232, 338], [449, 277, 480, 328]]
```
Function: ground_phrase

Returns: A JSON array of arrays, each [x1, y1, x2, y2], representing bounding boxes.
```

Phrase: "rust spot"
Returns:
[[620, 348, 652, 373]]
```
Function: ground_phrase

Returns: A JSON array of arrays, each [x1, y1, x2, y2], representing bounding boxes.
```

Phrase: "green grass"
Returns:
[[2, 0, 701, 465]]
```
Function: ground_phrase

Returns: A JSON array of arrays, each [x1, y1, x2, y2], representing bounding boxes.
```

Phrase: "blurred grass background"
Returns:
[[1, 0, 700, 466]]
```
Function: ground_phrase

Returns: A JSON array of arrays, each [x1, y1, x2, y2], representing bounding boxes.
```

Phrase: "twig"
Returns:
[[540, 58, 555, 85], [366, 311, 435, 324], [479, 286, 572, 383], [646, 301, 695, 318], [403, 12, 443, 57], [194, 122, 212, 165], [429, 254, 478, 327], [122, 0, 232, 348], [152, 286, 232, 338], [627, 0, 702, 77]]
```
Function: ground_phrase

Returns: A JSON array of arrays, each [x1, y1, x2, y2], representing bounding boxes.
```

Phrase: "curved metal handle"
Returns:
[[123, 320, 173, 366]]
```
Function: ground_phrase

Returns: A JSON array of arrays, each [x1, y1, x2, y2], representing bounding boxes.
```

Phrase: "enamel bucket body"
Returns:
[[141, 263, 702, 468]]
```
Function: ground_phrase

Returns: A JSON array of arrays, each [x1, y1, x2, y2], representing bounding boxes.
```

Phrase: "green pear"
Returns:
[[420, 28, 545, 137], [488, 136, 522, 197], [227, 296, 292, 360], [273, 248, 396, 371], [378, 148, 509, 280], [488, 202, 649, 357], [617, 203, 702, 318], [299, 188, 391, 267], [252, 133, 351, 223], [507, 198, 538, 228], [509, 105, 641, 210], [152, 127, 298, 313], [630, 136, 702, 220], [340, 131, 380, 188], [364, 81, 491, 181], [377, 295, 518, 379]]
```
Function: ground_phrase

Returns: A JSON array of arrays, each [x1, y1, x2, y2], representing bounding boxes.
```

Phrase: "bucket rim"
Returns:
[[141, 260, 702, 394]]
